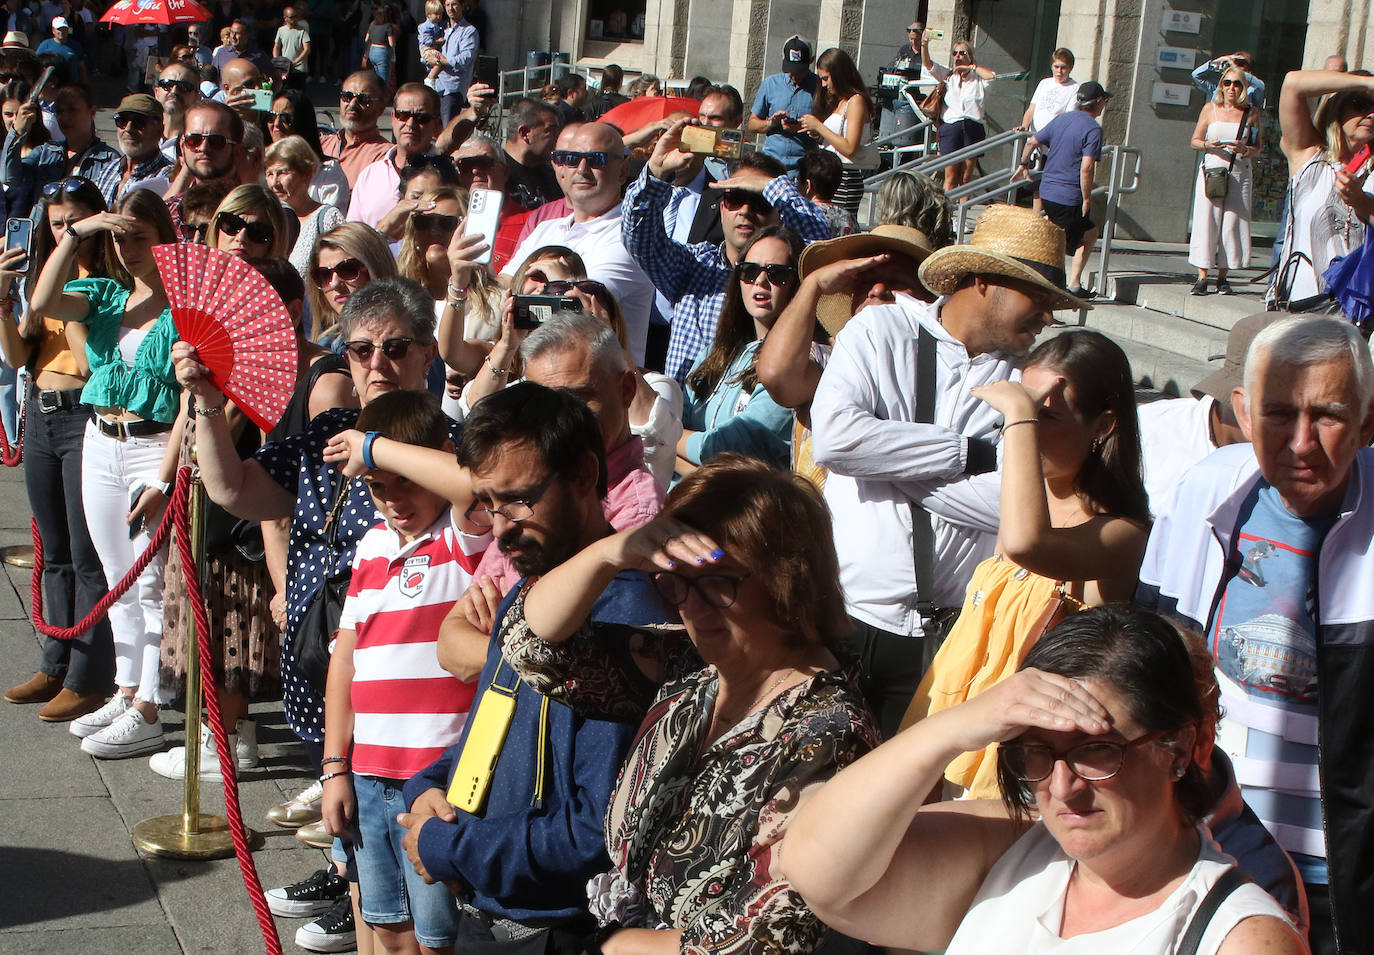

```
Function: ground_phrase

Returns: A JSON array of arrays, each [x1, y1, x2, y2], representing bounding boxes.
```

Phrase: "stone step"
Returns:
[[1053, 301, 1219, 397]]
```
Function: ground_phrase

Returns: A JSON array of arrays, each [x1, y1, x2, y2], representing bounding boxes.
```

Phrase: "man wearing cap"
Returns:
[[110, 93, 172, 197], [1135, 315, 1374, 955], [747, 36, 819, 175], [809, 204, 1088, 737], [621, 116, 830, 383], [35, 15, 80, 80], [1012, 79, 1110, 298]]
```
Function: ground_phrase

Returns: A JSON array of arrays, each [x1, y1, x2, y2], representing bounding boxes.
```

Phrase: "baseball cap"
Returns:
[[907, 22, 923, 30], [782, 36, 812, 71], [52, 16, 69, 30], [1076, 81, 1112, 105], [114, 93, 162, 121]]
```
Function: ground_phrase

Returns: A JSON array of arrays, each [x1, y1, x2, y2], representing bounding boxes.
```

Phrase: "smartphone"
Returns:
[[5, 218, 32, 273], [475, 55, 500, 91], [925, 28, 945, 39], [1346, 144, 1370, 175], [512, 294, 580, 330], [680, 125, 744, 159], [461, 188, 504, 266], [28, 66, 54, 106], [127, 481, 148, 539], [249, 87, 274, 111]]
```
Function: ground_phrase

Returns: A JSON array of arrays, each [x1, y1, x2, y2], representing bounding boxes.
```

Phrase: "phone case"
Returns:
[[462, 188, 503, 266], [446, 676, 519, 813]]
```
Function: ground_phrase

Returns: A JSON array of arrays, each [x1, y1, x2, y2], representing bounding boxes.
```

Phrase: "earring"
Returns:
[[1091, 435, 1104, 453], [1172, 766, 1186, 779]]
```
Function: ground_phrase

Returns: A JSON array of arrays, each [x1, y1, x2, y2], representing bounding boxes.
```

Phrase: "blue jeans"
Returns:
[[353, 773, 460, 946], [368, 44, 393, 84], [28, 393, 115, 693], [440, 91, 466, 127]]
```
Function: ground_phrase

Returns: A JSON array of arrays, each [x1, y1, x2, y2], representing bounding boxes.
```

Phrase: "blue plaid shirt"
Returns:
[[622, 169, 832, 385], [2, 131, 122, 212]]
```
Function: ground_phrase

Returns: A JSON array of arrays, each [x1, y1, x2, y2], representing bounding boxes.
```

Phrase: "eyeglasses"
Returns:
[[341, 336, 416, 362], [183, 132, 237, 151], [114, 114, 151, 130], [542, 279, 609, 298], [41, 177, 86, 199], [157, 78, 195, 94], [393, 108, 435, 125], [215, 211, 275, 244], [266, 111, 294, 125], [652, 571, 751, 609], [719, 189, 773, 216], [464, 474, 556, 526], [737, 262, 796, 286], [413, 212, 459, 233], [1219, 79, 1243, 88], [999, 730, 1168, 783], [550, 149, 614, 169], [456, 154, 495, 175], [339, 89, 377, 108], [311, 257, 367, 285]]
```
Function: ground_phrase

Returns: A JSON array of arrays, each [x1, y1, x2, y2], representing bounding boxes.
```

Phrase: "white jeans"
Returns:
[[80, 420, 170, 704]]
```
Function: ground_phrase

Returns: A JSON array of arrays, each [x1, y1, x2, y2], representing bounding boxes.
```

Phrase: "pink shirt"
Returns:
[[472, 436, 663, 592]]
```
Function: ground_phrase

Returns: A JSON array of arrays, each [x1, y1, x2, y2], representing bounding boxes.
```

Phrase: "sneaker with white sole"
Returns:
[[268, 778, 324, 828], [294, 894, 356, 953], [266, 867, 349, 918], [148, 720, 259, 780], [80, 708, 165, 759], [69, 693, 132, 739]]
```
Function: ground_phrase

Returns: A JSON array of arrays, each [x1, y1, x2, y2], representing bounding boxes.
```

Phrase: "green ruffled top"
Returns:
[[68, 278, 180, 424]]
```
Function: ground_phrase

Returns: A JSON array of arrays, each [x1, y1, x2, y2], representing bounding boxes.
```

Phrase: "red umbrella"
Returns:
[[600, 96, 702, 134], [100, 0, 212, 26]]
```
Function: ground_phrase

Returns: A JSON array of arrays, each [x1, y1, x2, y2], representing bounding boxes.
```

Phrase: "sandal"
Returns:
[[1190, 279, 1209, 296]]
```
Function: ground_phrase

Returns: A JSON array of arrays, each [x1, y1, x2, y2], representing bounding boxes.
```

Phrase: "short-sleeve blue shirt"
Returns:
[[1035, 109, 1103, 206], [750, 71, 818, 172]]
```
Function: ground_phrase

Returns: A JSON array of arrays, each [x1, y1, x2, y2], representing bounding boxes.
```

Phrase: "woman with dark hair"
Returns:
[[782, 606, 1303, 953], [28, 187, 181, 758], [678, 226, 802, 476], [1, 79, 49, 224], [902, 329, 1151, 797], [396, 184, 464, 302], [801, 48, 877, 216], [265, 89, 350, 213], [0, 176, 114, 722], [499, 453, 878, 955], [363, 3, 395, 84]]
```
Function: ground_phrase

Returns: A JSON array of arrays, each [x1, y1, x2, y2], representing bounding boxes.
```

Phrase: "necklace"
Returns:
[[708, 667, 796, 741]]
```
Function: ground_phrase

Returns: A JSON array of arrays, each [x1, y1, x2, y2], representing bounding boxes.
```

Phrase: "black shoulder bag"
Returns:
[[295, 473, 354, 695], [1176, 867, 1249, 955]]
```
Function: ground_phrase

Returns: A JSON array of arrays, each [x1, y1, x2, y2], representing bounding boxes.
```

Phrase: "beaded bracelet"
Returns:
[[321, 755, 350, 768], [193, 403, 224, 417], [361, 430, 381, 471], [484, 355, 510, 378], [319, 770, 350, 784]]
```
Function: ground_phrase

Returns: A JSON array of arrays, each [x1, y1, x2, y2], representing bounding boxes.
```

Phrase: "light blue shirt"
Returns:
[[1191, 61, 1266, 108], [434, 18, 477, 97]]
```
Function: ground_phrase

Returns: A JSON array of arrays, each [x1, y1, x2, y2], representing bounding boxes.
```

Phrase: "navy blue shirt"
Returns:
[[1035, 109, 1103, 206], [750, 71, 818, 173]]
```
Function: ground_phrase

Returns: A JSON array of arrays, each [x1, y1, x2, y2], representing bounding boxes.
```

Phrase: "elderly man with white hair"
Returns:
[[1135, 315, 1374, 955]]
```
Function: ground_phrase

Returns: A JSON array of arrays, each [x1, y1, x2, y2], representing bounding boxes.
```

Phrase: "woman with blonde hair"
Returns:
[[306, 222, 398, 349], [266, 135, 344, 280], [396, 184, 466, 300], [204, 184, 291, 261], [1188, 67, 1259, 295]]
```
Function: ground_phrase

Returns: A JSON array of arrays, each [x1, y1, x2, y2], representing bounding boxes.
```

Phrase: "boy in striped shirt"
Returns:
[[320, 391, 490, 954]]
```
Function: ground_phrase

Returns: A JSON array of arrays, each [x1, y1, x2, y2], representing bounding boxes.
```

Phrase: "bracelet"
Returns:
[[447, 283, 468, 300], [484, 354, 510, 378], [321, 755, 350, 768], [65, 225, 81, 243], [361, 430, 381, 471], [1003, 417, 1039, 430], [319, 770, 350, 784], [193, 403, 224, 417]]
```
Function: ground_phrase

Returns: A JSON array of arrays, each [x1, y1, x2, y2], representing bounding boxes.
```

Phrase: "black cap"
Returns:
[[1076, 81, 1112, 105], [782, 36, 812, 72]]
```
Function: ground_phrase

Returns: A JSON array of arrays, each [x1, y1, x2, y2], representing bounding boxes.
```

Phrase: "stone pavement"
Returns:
[[0, 463, 340, 953]]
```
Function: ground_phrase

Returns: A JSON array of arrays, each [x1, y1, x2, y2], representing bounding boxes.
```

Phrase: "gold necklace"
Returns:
[[709, 667, 796, 738]]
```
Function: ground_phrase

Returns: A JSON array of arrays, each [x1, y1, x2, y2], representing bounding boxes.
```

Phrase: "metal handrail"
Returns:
[[865, 126, 1032, 189], [1092, 145, 1142, 299]]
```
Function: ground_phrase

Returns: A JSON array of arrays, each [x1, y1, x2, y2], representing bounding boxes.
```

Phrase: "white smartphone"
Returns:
[[461, 188, 504, 267]]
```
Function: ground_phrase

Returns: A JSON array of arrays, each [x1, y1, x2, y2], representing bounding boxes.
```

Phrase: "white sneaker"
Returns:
[[267, 778, 324, 828], [80, 708, 165, 759], [149, 720, 259, 779], [69, 693, 132, 739]]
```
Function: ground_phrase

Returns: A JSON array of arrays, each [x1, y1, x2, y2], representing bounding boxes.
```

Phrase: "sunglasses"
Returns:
[[341, 337, 415, 362], [311, 257, 367, 285], [114, 114, 151, 130], [41, 177, 87, 199], [456, 155, 495, 175], [266, 111, 294, 125], [550, 149, 614, 169], [737, 262, 796, 286], [1219, 79, 1243, 88], [183, 132, 237, 151], [542, 279, 610, 298], [719, 189, 773, 216], [339, 89, 376, 108], [157, 78, 196, 94], [215, 211, 274, 244], [1347, 95, 1374, 115], [179, 219, 211, 242], [393, 108, 435, 125], [413, 212, 459, 233], [953, 49, 971, 57]]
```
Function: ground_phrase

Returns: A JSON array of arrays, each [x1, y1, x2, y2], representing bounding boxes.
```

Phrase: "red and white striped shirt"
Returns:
[[340, 510, 490, 779]]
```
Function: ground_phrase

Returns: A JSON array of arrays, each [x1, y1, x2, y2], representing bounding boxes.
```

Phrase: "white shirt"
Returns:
[[1029, 76, 1080, 131], [810, 293, 1015, 635], [1137, 395, 1218, 514], [930, 63, 989, 123], [501, 204, 655, 365]]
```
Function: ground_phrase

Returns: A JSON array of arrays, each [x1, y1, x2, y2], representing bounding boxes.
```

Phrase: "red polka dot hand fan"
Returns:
[[153, 243, 298, 433]]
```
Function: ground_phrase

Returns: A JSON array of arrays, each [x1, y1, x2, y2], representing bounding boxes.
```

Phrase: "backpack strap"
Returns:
[[1176, 867, 1249, 955]]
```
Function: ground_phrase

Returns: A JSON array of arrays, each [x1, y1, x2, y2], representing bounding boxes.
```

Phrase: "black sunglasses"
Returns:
[[266, 110, 294, 125], [542, 279, 610, 299], [550, 149, 614, 169], [42, 177, 87, 199], [413, 212, 459, 233], [393, 108, 435, 124], [719, 189, 773, 216], [737, 262, 796, 286], [456, 155, 495, 174], [157, 78, 196, 94], [311, 257, 366, 285], [1219, 79, 1244, 88], [183, 132, 237, 151], [342, 337, 415, 362], [179, 219, 211, 242], [114, 114, 152, 130], [652, 571, 751, 609], [339, 89, 377, 108], [215, 211, 274, 244]]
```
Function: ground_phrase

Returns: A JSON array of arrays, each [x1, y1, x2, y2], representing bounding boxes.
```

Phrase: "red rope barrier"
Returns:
[[170, 464, 283, 955], [0, 398, 23, 466]]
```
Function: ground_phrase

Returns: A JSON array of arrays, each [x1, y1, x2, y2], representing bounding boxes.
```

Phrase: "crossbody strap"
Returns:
[[911, 326, 938, 617], [1176, 867, 1249, 955]]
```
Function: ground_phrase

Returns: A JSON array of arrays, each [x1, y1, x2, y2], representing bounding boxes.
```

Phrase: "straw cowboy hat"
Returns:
[[799, 224, 937, 336], [918, 204, 1092, 312]]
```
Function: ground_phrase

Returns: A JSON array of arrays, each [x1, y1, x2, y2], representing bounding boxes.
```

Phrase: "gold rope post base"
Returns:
[[131, 812, 237, 859], [1, 544, 34, 567]]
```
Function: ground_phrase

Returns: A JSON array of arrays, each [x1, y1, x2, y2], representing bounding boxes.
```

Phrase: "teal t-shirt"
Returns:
[[69, 277, 181, 424]]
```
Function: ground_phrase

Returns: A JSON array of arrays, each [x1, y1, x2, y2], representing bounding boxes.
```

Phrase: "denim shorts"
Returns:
[[353, 773, 460, 946]]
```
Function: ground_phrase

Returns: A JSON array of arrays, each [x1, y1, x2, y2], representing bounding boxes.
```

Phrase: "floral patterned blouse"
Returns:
[[500, 586, 879, 955]]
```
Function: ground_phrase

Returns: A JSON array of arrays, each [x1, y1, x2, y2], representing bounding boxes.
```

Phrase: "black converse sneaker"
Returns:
[[294, 894, 357, 953], [266, 867, 348, 918]]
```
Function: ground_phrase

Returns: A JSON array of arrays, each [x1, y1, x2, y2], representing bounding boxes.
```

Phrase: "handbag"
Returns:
[[1021, 581, 1084, 650], [1176, 868, 1249, 955], [1203, 167, 1230, 200], [918, 82, 946, 122], [295, 475, 353, 695]]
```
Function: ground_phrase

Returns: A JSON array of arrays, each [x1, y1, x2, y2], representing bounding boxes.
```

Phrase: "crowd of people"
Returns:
[[0, 9, 1372, 955]]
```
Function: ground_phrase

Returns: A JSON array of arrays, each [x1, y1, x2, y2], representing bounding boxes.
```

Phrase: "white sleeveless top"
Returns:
[[1201, 118, 1251, 171], [944, 823, 1291, 955], [822, 98, 879, 169], [1274, 152, 1364, 303]]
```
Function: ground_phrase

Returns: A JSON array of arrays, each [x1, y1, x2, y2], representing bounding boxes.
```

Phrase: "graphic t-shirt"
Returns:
[[1210, 481, 1335, 876]]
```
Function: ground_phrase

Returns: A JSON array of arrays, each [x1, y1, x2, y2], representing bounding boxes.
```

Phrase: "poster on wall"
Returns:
[[1151, 82, 1194, 106], [1157, 47, 1197, 70], [1162, 9, 1202, 34]]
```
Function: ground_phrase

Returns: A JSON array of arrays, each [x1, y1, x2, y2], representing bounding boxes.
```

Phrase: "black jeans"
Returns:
[[27, 394, 114, 693], [849, 611, 959, 741]]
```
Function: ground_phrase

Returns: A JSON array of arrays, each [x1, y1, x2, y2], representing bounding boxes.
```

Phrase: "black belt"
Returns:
[[34, 387, 86, 414], [91, 413, 173, 440]]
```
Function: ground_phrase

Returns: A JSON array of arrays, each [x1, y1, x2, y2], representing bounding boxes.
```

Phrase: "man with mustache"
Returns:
[[320, 69, 393, 187]]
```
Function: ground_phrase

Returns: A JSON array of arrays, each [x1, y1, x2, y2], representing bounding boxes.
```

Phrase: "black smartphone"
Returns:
[[5, 218, 33, 273], [127, 482, 148, 539], [475, 55, 500, 90], [512, 294, 580, 330]]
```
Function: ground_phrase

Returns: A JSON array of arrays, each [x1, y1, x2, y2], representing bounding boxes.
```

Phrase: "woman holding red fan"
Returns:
[[29, 187, 181, 761]]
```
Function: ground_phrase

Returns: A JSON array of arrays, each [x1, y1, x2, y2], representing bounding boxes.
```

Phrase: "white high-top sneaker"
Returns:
[[148, 719, 259, 780]]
